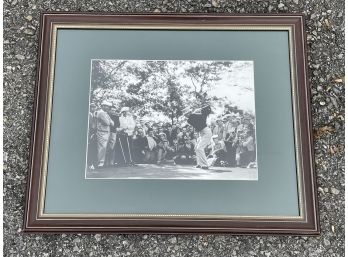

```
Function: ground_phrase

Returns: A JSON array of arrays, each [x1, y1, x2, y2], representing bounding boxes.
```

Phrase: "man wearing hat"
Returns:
[[118, 106, 136, 165], [223, 114, 237, 139], [207, 134, 227, 167], [96, 100, 114, 168], [240, 129, 256, 167], [212, 118, 224, 141], [185, 105, 213, 169]]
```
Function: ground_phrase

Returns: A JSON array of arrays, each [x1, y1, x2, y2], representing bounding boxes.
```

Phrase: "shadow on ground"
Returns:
[[86, 162, 257, 180]]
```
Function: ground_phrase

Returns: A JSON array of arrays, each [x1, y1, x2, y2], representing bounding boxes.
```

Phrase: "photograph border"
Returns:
[[23, 13, 319, 235], [85, 58, 258, 180]]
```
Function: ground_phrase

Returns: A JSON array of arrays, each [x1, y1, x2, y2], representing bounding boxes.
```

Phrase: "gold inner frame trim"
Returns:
[[35, 22, 305, 221]]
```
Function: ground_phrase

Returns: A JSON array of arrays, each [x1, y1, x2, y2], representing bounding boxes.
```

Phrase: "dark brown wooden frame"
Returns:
[[23, 12, 319, 234]]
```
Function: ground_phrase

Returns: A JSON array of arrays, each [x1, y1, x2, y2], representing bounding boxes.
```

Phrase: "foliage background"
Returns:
[[91, 60, 255, 123]]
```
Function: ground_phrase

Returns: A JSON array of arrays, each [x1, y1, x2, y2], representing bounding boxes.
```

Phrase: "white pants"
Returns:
[[195, 127, 212, 167]]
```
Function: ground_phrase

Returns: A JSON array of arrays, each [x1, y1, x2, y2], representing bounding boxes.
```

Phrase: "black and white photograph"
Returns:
[[86, 59, 257, 180]]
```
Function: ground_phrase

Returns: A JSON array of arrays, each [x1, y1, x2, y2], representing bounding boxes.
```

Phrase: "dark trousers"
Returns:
[[133, 148, 145, 163], [240, 151, 254, 167], [225, 141, 237, 167], [105, 132, 117, 166], [144, 150, 157, 163]]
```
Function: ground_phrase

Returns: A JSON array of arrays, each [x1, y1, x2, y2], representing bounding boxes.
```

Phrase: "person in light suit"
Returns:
[[105, 105, 120, 167], [87, 103, 97, 169], [96, 100, 114, 168]]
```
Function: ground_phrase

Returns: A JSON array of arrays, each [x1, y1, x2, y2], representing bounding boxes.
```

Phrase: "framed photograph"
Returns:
[[24, 13, 319, 234], [87, 59, 257, 180]]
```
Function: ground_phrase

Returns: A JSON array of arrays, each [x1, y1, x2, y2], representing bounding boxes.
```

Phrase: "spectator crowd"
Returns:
[[87, 101, 256, 170]]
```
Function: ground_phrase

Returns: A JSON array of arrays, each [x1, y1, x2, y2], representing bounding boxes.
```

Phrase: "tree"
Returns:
[[183, 61, 230, 106], [90, 60, 232, 122], [91, 60, 127, 91], [152, 76, 186, 124]]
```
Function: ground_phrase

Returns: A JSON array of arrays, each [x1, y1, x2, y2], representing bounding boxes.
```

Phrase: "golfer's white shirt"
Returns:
[[119, 115, 136, 136]]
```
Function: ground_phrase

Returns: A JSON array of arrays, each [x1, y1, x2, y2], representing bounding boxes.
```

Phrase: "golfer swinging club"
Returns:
[[184, 105, 213, 169]]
